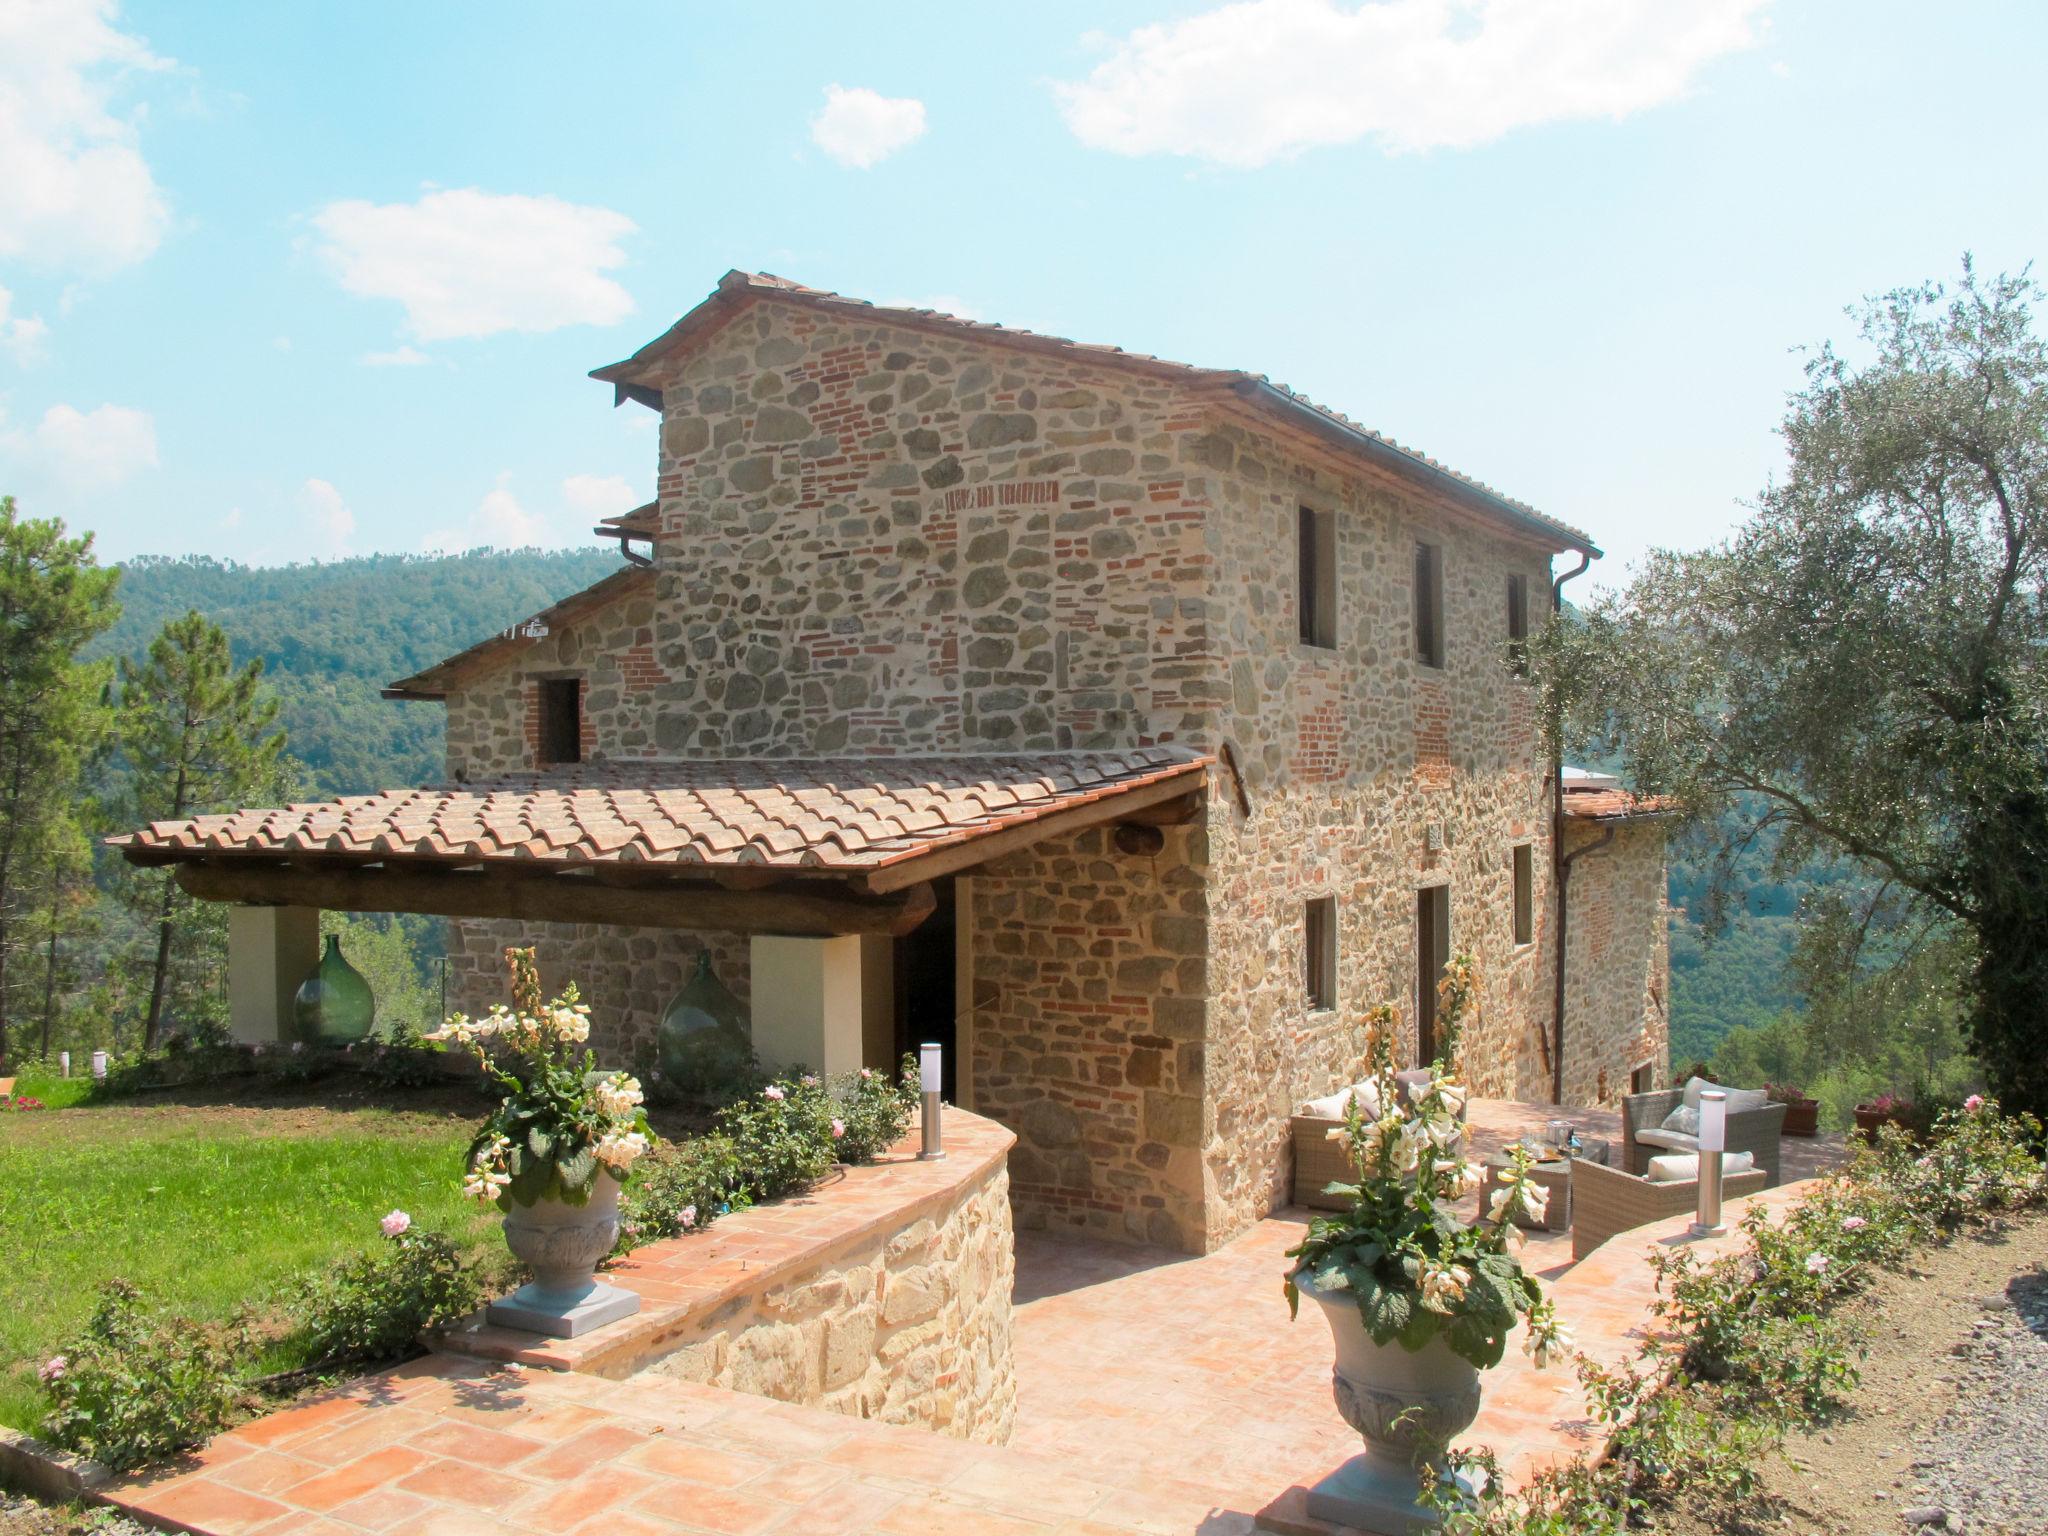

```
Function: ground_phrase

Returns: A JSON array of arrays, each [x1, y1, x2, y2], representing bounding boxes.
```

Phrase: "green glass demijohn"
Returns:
[[656, 951, 752, 1096], [293, 934, 376, 1044]]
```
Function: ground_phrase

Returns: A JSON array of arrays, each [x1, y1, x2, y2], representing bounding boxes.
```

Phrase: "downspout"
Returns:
[[1548, 551, 1594, 1105]]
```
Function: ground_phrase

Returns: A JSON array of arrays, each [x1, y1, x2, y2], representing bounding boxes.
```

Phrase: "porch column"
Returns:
[[748, 935, 866, 1077], [228, 905, 320, 1044]]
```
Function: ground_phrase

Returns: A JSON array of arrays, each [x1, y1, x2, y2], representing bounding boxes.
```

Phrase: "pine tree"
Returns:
[[0, 498, 120, 1068], [119, 611, 286, 1049]]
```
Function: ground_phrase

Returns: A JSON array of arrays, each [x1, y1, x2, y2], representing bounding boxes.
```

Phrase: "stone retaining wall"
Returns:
[[642, 1157, 1016, 1442]]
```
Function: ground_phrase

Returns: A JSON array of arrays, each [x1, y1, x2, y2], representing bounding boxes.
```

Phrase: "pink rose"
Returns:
[[763, 1084, 786, 1101], [1805, 1253, 1829, 1275], [381, 1210, 412, 1238], [831, 1118, 846, 1139], [1841, 1216, 1867, 1232], [679, 1205, 697, 1230], [1965, 1094, 1984, 1113], [38, 1356, 66, 1383]]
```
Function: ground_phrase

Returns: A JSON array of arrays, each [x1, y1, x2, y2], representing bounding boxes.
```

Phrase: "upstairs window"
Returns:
[[538, 677, 583, 766], [1512, 843, 1534, 946], [1298, 504, 1337, 649], [1506, 573, 1530, 675], [1304, 896, 1337, 1012], [1414, 540, 1444, 668]]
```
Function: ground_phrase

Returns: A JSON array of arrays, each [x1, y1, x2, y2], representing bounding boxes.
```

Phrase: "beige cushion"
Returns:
[[1680, 1076, 1770, 1116], [1645, 1150, 1757, 1183], [1303, 1081, 1379, 1121], [1635, 1127, 1698, 1153]]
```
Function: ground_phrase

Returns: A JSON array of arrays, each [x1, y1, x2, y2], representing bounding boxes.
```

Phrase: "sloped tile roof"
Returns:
[[385, 563, 657, 699], [591, 269, 1597, 555], [110, 747, 1209, 880], [1562, 786, 1674, 821]]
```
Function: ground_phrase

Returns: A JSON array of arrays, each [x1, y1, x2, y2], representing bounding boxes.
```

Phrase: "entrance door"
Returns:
[[1416, 884, 1450, 1067], [894, 875, 958, 1101]]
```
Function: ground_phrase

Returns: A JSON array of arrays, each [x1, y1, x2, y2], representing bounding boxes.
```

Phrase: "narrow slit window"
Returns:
[[538, 677, 583, 766], [1298, 504, 1337, 649], [1506, 573, 1530, 675], [1414, 540, 1444, 668], [1512, 843, 1534, 946], [1304, 896, 1337, 1011], [1631, 1062, 1655, 1095]]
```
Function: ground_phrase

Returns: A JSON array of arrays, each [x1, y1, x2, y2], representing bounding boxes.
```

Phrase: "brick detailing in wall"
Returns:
[[1414, 680, 1452, 790]]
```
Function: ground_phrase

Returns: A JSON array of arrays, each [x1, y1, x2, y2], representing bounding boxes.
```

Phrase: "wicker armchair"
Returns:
[[1621, 1088, 1788, 1186], [1290, 1071, 1462, 1211], [1570, 1157, 1769, 1261]]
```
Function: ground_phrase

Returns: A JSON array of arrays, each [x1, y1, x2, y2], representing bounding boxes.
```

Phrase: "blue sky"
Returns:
[[2, 0, 2044, 584]]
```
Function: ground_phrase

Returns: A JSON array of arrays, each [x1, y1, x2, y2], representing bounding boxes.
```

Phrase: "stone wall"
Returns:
[[1559, 819, 1670, 1105], [1193, 419, 1562, 1243], [640, 1136, 1017, 1443], [446, 918, 750, 1076], [968, 821, 1210, 1251]]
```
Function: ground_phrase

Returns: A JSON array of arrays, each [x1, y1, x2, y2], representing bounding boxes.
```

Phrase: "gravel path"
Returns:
[[1909, 1265, 2048, 1534]]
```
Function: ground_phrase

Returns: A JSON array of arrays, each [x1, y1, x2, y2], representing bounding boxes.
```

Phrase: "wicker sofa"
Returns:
[[1621, 1084, 1788, 1186], [1290, 1070, 1453, 1211], [1570, 1156, 1770, 1261]]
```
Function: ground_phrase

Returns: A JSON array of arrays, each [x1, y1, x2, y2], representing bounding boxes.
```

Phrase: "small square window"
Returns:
[[1304, 896, 1337, 1012], [1631, 1061, 1656, 1095], [1506, 573, 1530, 675], [537, 677, 583, 766], [1298, 505, 1337, 649], [1414, 541, 1444, 668], [1511, 843, 1534, 946]]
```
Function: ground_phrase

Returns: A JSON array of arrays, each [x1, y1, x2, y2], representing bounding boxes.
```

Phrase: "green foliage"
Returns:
[[292, 1222, 482, 1368], [439, 949, 654, 1209], [1422, 1101, 2047, 1533], [97, 549, 619, 795], [0, 497, 121, 1069], [619, 1133, 752, 1246], [834, 1056, 920, 1165], [1283, 958, 1562, 1373], [1533, 260, 2048, 1117], [713, 1073, 840, 1201], [38, 1282, 240, 1472]]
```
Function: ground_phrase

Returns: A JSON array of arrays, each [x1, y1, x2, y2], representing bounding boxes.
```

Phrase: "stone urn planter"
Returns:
[[1294, 1270, 1480, 1531], [487, 1172, 641, 1338]]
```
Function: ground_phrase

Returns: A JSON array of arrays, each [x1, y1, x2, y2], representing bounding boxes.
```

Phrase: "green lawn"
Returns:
[[0, 1086, 500, 1435]]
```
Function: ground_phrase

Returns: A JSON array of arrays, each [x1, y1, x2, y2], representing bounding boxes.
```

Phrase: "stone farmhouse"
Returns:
[[118, 272, 1670, 1254]]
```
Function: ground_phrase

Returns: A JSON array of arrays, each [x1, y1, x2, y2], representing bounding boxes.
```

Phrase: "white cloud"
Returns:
[[0, 0, 172, 272], [219, 506, 242, 530], [0, 285, 50, 364], [810, 85, 927, 169], [1056, 0, 1770, 167], [561, 473, 639, 521], [361, 344, 429, 367], [422, 473, 581, 553], [309, 188, 637, 342], [298, 477, 354, 556], [2, 401, 157, 491]]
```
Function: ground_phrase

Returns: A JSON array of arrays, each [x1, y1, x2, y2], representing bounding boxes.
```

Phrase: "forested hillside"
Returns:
[[99, 549, 622, 794]]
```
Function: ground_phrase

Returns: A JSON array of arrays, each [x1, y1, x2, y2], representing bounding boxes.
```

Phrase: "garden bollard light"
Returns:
[[59, 1050, 69, 1078], [1691, 1089, 1728, 1237], [91, 1049, 108, 1082], [918, 1041, 945, 1160]]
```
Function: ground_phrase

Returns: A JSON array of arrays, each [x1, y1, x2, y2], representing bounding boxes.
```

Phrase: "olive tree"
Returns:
[[1536, 260, 2048, 1118]]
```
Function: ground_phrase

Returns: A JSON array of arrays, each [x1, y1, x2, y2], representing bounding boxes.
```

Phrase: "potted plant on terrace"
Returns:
[[1285, 956, 1569, 1532], [430, 947, 655, 1338], [1853, 1091, 1914, 1143], [1767, 1082, 1820, 1137]]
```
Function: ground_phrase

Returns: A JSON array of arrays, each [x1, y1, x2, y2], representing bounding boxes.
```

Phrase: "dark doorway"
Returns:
[[894, 876, 958, 1100], [1416, 884, 1450, 1066]]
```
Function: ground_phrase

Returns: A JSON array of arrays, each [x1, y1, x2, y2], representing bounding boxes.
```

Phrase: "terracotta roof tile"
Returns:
[[1562, 787, 1674, 821], [110, 748, 1210, 878]]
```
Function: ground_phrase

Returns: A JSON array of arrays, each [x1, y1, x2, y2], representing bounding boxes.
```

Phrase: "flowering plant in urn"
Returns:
[[429, 947, 655, 1337], [1283, 955, 1569, 1530], [432, 947, 655, 1207]]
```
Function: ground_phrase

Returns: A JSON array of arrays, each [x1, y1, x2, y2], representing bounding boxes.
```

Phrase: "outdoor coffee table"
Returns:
[[1482, 1137, 1610, 1231]]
